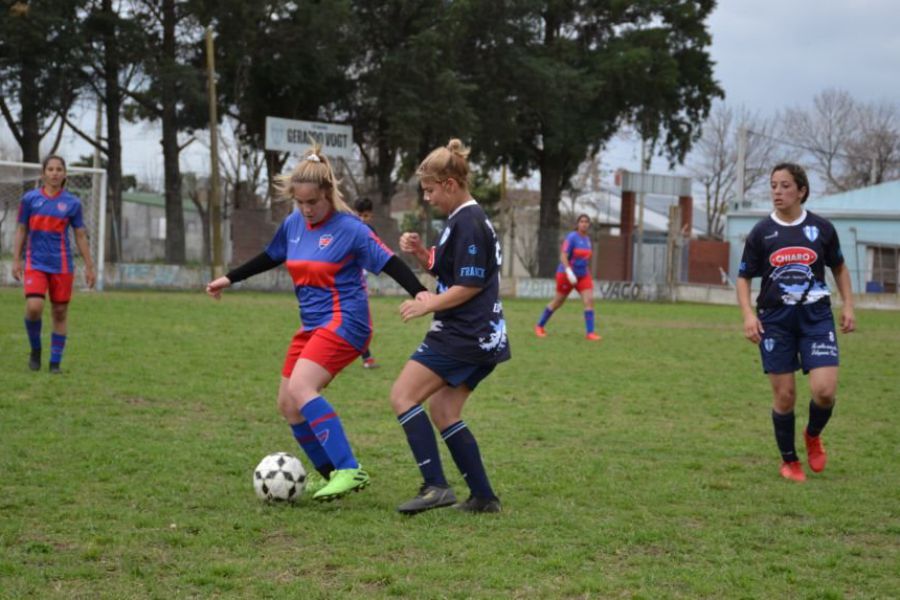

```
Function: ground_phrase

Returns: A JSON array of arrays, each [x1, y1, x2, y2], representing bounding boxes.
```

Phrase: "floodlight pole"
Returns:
[[206, 26, 224, 278]]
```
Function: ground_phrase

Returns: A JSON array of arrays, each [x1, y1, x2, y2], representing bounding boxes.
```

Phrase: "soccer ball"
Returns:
[[253, 452, 306, 502]]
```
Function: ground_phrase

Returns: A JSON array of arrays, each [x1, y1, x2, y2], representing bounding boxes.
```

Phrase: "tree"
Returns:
[[0, 0, 85, 162], [689, 103, 777, 238], [204, 0, 354, 199], [61, 0, 148, 262], [127, 0, 209, 264], [455, 0, 722, 276], [784, 89, 900, 193], [348, 1, 476, 217]]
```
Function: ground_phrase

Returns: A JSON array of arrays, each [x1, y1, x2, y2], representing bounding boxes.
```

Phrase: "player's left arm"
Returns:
[[824, 225, 854, 333], [74, 228, 96, 289], [831, 262, 855, 333], [400, 285, 480, 322]]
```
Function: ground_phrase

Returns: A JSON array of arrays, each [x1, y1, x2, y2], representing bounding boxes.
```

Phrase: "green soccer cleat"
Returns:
[[313, 466, 370, 501], [304, 474, 330, 496]]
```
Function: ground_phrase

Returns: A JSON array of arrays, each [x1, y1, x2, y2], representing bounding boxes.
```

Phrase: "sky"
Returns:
[[3, 0, 899, 192]]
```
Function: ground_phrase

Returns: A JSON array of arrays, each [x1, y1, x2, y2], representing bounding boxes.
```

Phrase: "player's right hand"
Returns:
[[565, 267, 577, 286], [11, 261, 23, 281], [400, 232, 425, 254], [743, 315, 764, 344], [205, 276, 232, 299]]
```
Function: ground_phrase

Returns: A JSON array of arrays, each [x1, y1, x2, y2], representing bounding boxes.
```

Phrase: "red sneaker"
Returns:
[[534, 325, 547, 338], [804, 429, 827, 473], [779, 461, 806, 482], [362, 358, 379, 369], [585, 332, 602, 341]]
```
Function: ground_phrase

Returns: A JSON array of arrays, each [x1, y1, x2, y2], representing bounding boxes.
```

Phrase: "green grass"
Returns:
[[1, 288, 897, 599]]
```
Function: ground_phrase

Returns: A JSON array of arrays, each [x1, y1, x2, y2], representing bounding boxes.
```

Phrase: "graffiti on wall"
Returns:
[[516, 278, 659, 301]]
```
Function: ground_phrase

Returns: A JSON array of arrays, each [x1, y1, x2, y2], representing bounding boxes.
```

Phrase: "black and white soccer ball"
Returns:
[[253, 452, 306, 502]]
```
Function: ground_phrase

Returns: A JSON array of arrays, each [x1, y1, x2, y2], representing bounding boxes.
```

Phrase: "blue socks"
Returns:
[[25, 319, 42, 350], [398, 405, 448, 487], [584, 309, 595, 334], [50, 333, 66, 367], [299, 396, 358, 470], [290, 421, 334, 479], [441, 421, 497, 500], [537, 307, 554, 327]]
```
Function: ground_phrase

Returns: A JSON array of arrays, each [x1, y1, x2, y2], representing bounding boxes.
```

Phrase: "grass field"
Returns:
[[1, 287, 897, 599]]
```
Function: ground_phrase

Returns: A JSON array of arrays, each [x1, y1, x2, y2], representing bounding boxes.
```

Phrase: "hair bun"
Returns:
[[446, 138, 470, 160]]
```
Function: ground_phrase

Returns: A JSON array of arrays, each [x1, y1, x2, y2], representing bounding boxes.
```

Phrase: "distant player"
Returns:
[[353, 196, 379, 369], [12, 155, 96, 373], [205, 147, 426, 501], [737, 163, 855, 483], [534, 214, 600, 340], [391, 138, 510, 515]]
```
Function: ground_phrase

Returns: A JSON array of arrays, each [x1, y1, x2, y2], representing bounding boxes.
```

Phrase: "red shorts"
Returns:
[[282, 327, 362, 378], [555, 271, 593, 295], [24, 270, 74, 303]]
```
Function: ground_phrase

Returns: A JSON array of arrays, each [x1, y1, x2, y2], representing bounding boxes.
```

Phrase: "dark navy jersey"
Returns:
[[423, 200, 510, 365], [738, 210, 844, 309]]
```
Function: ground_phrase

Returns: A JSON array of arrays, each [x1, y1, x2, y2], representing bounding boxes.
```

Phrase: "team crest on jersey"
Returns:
[[57, 202, 67, 212], [803, 225, 819, 242], [763, 338, 775, 352], [318, 234, 333, 249]]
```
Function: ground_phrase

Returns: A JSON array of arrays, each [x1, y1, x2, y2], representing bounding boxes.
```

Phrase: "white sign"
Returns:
[[265, 117, 354, 159]]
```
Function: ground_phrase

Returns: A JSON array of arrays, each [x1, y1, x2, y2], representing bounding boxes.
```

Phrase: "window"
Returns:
[[152, 217, 166, 240], [866, 245, 899, 293]]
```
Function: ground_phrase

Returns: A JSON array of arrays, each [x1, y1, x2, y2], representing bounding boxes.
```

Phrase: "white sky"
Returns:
[[3, 0, 899, 191]]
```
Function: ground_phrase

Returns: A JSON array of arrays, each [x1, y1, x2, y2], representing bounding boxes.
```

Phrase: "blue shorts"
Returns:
[[410, 343, 496, 391], [757, 302, 839, 374]]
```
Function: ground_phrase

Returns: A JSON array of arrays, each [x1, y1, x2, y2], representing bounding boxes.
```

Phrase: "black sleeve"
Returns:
[[382, 255, 427, 297], [226, 251, 283, 284]]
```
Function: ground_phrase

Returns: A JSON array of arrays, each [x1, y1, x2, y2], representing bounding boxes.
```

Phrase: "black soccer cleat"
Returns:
[[396, 484, 457, 515], [29, 349, 41, 371], [453, 495, 502, 514], [48, 362, 62, 375]]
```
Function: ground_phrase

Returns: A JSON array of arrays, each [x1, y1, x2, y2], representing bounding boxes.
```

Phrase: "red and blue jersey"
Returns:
[[265, 210, 394, 351], [17, 188, 86, 274], [557, 231, 592, 277]]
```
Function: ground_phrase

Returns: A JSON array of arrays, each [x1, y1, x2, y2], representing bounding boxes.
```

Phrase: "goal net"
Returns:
[[0, 160, 107, 290]]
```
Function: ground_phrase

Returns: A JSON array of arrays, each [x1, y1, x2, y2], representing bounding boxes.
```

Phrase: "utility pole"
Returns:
[[92, 98, 103, 264], [206, 26, 223, 277], [736, 126, 747, 207], [635, 138, 648, 283]]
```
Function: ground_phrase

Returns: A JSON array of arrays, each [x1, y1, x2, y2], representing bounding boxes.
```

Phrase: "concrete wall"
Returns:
[[2, 260, 897, 310]]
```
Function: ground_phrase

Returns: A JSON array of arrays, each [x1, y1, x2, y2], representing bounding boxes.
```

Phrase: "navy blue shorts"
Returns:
[[757, 302, 839, 374], [410, 343, 496, 390]]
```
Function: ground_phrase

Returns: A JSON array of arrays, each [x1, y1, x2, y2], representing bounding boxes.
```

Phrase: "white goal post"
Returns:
[[0, 160, 108, 290]]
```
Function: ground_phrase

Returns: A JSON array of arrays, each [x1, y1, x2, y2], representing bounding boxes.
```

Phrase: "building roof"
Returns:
[[123, 191, 198, 212], [729, 179, 900, 219]]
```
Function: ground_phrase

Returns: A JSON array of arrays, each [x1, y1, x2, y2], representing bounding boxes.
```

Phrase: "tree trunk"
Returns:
[[20, 61, 41, 163], [375, 122, 396, 220], [538, 158, 563, 277], [161, 0, 185, 264], [102, 0, 123, 263]]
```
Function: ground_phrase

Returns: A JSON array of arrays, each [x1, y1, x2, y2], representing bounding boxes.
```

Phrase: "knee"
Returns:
[[51, 304, 67, 321], [390, 383, 417, 415], [772, 388, 796, 412], [811, 386, 836, 407]]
